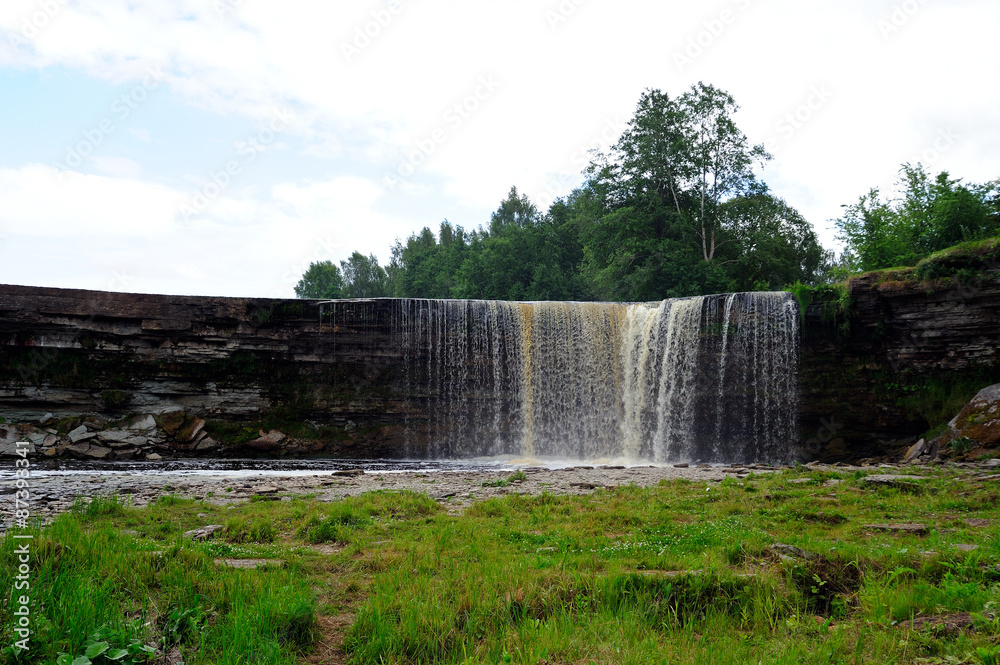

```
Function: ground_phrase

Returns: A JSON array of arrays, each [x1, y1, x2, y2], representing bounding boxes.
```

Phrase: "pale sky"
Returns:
[[1, 0, 997, 297]]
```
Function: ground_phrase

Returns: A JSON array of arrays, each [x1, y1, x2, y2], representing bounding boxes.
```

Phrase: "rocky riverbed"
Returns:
[[5, 458, 999, 532]]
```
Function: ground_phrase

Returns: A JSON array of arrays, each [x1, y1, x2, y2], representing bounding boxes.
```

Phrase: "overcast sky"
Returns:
[[1, 0, 997, 298]]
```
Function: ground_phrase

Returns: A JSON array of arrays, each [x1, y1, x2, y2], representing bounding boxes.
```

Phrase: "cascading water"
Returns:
[[328, 292, 799, 464]]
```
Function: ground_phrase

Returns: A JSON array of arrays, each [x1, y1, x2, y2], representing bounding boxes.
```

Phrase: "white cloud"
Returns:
[[1, 0, 998, 295]]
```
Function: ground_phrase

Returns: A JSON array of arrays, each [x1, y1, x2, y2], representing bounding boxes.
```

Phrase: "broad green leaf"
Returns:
[[106, 648, 130, 660], [85, 641, 110, 658]]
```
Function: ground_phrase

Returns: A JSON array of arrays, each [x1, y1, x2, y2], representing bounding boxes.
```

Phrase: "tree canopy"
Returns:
[[834, 163, 999, 272], [297, 83, 999, 302]]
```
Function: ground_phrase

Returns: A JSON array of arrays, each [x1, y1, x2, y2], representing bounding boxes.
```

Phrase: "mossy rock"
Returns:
[[951, 384, 1000, 447]]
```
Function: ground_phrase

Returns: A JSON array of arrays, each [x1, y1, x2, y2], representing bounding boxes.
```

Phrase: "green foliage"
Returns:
[[223, 517, 277, 543], [835, 163, 999, 272], [299, 84, 831, 302], [73, 494, 130, 519], [340, 251, 389, 298], [950, 436, 976, 456], [54, 627, 157, 665], [293, 260, 344, 299]]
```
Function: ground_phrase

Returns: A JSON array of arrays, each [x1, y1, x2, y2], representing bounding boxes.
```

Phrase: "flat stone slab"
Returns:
[[860, 475, 929, 492], [901, 612, 974, 635], [214, 558, 282, 569], [964, 518, 995, 528], [183, 524, 225, 541], [770, 543, 822, 561], [864, 523, 929, 535]]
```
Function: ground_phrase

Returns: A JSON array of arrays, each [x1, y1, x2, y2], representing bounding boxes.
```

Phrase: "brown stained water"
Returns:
[[330, 293, 800, 464]]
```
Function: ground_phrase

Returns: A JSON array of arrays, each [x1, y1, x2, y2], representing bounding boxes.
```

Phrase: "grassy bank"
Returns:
[[2, 467, 1000, 664]]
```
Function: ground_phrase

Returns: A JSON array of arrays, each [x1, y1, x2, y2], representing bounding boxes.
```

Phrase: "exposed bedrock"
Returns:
[[1, 273, 998, 461]]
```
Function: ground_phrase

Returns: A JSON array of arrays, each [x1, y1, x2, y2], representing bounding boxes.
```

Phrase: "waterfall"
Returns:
[[328, 292, 799, 464]]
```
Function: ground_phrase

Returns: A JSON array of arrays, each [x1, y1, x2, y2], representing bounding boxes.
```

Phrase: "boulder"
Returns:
[[176, 417, 206, 443], [195, 436, 220, 452], [903, 438, 939, 463], [65, 443, 113, 459], [0, 441, 34, 456], [184, 525, 225, 541], [98, 430, 132, 443], [127, 414, 157, 431], [68, 425, 96, 443], [247, 430, 285, 452], [948, 383, 1000, 447]]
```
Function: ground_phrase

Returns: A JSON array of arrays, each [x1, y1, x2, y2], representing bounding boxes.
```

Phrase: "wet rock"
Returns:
[[38, 413, 54, 424], [673, 463, 689, 469], [146, 453, 162, 461], [184, 524, 225, 541], [333, 469, 364, 477]]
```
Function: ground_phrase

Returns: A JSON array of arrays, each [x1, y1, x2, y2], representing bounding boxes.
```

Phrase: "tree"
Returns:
[[340, 252, 388, 298], [294, 261, 344, 299], [834, 163, 999, 271], [489, 186, 540, 236], [716, 192, 827, 289], [387, 221, 470, 298], [677, 83, 771, 261]]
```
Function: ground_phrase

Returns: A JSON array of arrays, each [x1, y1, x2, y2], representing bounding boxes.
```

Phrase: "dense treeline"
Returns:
[[296, 83, 998, 302]]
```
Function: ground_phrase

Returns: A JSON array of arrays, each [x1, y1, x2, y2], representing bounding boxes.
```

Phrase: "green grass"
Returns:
[[3, 467, 1000, 664]]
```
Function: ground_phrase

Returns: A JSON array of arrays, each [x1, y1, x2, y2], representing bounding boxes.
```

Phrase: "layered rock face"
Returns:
[[0, 285, 417, 457], [798, 269, 1000, 459], [1, 272, 999, 460]]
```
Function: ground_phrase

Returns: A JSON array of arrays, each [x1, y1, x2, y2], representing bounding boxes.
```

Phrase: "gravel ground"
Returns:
[[1, 460, 824, 529], [5, 457, 993, 529]]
